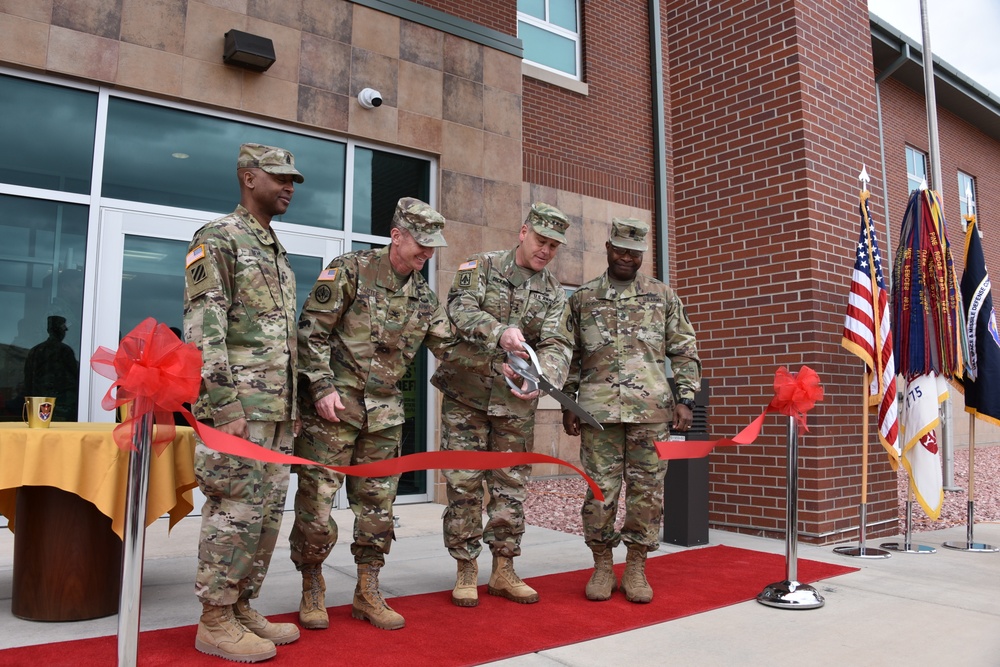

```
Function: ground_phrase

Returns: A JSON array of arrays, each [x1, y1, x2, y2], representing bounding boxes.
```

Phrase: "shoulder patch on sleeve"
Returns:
[[184, 246, 217, 300], [458, 260, 477, 271], [457, 259, 479, 289], [317, 267, 339, 281]]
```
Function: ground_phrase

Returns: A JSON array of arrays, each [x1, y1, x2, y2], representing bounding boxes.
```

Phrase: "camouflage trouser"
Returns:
[[289, 411, 402, 567], [440, 395, 535, 560], [194, 420, 293, 605], [580, 422, 669, 552]]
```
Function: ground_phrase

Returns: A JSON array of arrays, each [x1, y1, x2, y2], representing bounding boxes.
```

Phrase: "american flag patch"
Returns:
[[458, 260, 477, 271], [318, 267, 339, 281], [185, 245, 205, 268]]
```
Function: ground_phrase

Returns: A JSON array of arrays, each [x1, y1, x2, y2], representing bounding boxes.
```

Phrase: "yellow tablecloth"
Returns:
[[0, 422, 197, 539]]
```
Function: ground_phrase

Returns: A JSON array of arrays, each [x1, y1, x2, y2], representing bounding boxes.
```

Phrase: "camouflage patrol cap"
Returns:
[[393, 197, 447, 247], [237, 143, 304, 183], [525, 202, 570, 244], [609, 217, 649, 252]]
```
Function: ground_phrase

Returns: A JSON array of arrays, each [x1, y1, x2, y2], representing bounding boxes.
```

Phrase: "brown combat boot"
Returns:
[[452, 559, 479, 607], [585, 546, 616, 601], [622, 545, 653, 603], [488, 555, 539, 604], [298, 563, 329, 630], [195, 602, 277, 663], [352, 562, 405, 630], [234, 598, 300, 645]]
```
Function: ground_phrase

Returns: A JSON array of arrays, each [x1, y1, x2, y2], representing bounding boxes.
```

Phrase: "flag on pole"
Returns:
[[960, 216, 1000, 425], [892, 188, 964, 520], [900, 373, 947, 519], [842, 190, 899, 466]]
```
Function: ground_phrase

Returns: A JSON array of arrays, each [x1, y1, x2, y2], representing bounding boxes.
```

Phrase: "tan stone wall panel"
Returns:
[[242, 71, 297, 120], [441, 122, 483, 177], [351, 4, 398, 59], [181, 57, 242, 108], [348, 98, 397, 144], [483, 86, 521, 140], [483, 47, 519, 95], [0, 13, 49, 69], [350, 47, 396, 106], [47, 25, 119, 82], [121, 0, 186, 53], [299, 32, 350, 95], [483, 132, 520, 184], [397, 60, 443, 119], [399, 20, 442, 70], [183, 2, 247, 64], [246, 16, 299, 82], [117, 41, 183, 96], [300, 0, 352, 42], [2, 0, 54, 22], [442, 74, 482, 128], [397, 109, 443, 154], [296, 85, 349, 133], [442, 34, 481, 81], [52, 0, 121, 39]]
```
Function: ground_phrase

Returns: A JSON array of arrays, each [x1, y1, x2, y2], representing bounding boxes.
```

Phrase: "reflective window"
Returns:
[[352, 148, 431, 236], [0, 195, 88, 421], [958, 171, 976, 220], [905, 146, 927, 194], [103, 98, 347, 229], [0, 75, 97, 194], [517, 0, 581, 79]]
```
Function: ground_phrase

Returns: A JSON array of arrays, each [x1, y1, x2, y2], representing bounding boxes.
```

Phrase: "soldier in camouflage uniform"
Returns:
[[183, 143, 303, 662], [563, 218, 701, 604], [291, 197, 458, 632], [23, 315, 79, 421], [431, 202, 574, 608]]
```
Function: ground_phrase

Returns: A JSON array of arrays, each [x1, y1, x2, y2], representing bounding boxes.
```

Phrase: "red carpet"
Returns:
[[0, 545, 856, 667]]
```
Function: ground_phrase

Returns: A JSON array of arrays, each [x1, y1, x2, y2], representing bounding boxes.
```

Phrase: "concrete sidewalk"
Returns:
[[1, 504, 998, 665]]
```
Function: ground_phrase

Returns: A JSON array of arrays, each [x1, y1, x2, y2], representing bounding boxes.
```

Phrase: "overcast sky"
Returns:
[[868, 0, 1000, 98]]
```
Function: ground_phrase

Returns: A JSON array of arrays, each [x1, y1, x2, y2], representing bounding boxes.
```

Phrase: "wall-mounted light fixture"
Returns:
[[358, 88, 383, 109], [223, 29, 276, 72]]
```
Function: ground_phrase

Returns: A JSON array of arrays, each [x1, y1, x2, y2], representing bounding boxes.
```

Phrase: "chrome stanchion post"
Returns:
[[757, 416, 824, 609], [117, 396, 153, 667]]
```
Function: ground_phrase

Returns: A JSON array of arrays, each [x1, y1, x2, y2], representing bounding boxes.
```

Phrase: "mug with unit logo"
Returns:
[[23, 396, 57, 428]]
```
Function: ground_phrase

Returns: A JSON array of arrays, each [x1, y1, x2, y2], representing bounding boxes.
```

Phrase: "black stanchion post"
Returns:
[[663, 380, 710, 547]]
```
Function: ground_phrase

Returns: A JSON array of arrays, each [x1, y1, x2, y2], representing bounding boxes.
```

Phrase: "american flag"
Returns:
[[842, 192, 900, 467]]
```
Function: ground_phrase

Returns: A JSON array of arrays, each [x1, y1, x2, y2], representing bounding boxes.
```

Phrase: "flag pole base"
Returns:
[[941, 540, 998, 552], [756, 580, 825, 609], [879, 541, 936, 554], [832, 545, 891, 558]]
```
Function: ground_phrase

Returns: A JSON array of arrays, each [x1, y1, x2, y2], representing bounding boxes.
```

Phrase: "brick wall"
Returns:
[[666, 0, 894, 542]]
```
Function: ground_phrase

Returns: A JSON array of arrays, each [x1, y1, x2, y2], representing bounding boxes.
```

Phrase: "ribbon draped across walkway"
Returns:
[[656, 366, 823, 460], [91, 318, 604, 502]]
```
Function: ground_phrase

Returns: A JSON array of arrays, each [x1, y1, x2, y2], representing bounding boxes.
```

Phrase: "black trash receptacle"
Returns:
[[662, 379, 710, 547]]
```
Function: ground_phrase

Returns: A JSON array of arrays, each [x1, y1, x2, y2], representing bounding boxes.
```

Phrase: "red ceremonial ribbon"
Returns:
[[91, 318, 605, 501], [655, 365, 823, 460]]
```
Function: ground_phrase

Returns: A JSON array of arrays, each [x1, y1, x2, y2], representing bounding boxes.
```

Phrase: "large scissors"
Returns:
[[506, 342, 604, 431]]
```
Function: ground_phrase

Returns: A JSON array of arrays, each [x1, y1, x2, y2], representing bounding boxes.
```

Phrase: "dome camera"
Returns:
[[358, 88, 383, 109]]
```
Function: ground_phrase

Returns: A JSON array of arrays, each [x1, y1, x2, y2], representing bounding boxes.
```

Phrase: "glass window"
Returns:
[[0, 195, 88, 422], [102, 98, 347, 229], [352, 148, 431, 236], [0, 75, 97, 194], [906, 146, 927, 194], [517, 0, 581, 79], [958, 171, 976, 220]]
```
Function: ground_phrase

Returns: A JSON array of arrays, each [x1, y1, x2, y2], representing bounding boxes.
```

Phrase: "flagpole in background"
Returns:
[[943, 197, 998, 553], [835, 168, 891, 559]]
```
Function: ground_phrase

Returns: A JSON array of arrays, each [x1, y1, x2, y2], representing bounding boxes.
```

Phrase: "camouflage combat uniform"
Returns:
[[291, 243, 457, 567], [565, 270, 701, 551], [183, 204, 299, 606], [431, 245, 573, 560]]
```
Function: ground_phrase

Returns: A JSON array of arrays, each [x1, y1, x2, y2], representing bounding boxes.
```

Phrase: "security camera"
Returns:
[[358, 88, 382, 109]]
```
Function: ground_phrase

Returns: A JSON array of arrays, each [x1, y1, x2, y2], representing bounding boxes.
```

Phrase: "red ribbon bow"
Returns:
[[769, 365, 824, 432], [90, 318, 202, 454]]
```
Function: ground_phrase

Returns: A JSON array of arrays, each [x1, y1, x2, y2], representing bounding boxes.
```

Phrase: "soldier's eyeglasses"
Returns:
[[610, 246, 643, 259]]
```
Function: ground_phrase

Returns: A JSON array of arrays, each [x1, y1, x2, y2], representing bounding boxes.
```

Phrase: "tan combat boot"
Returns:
[[585, 546, 616, 601], [234, 598, 300, 645], [298, 563, 329, 630], [351, 562, 405, 630], [622, 545, 653, 603], [452, 559, 479, 607], [195, 602, 277, 663], [488, 555, 539, 604]]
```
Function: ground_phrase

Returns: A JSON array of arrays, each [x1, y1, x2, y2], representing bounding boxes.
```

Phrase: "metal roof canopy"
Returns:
[[871, 14, 1000, 145]]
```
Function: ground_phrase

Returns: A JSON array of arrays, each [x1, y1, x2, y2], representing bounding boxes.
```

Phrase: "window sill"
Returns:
[[521, 62, 589, 96]]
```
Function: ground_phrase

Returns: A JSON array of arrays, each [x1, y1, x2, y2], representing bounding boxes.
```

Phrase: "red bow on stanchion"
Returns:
[[769, 365, 824, 432], [90, 318, 202, 454], [90, 318, 605, 501], [655, 365, 824, 460]]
